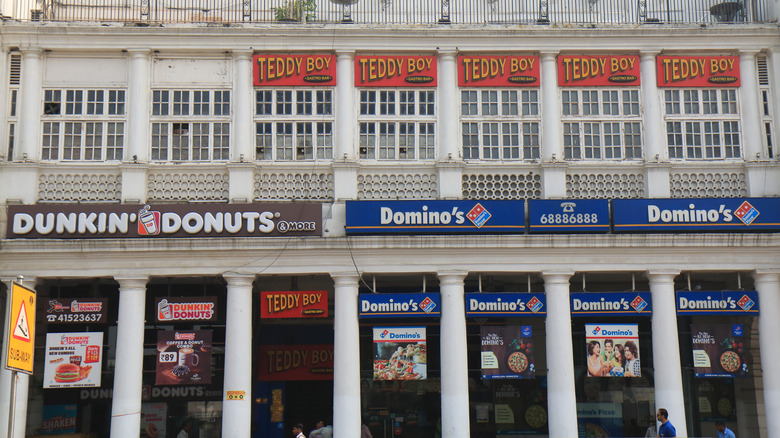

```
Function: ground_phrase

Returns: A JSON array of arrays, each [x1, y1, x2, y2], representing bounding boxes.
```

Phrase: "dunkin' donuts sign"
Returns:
[[7, 203, 322, 239], [156, 297, 217, 323]]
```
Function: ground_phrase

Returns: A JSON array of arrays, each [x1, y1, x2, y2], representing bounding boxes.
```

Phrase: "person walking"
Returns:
[[293, 423, 307, 438], [656, 408, 676, 437], [715, 421, 736, 438]]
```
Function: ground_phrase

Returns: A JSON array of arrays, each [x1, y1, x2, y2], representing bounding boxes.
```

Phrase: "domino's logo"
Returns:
[[467, 203, 492, 228], [734, 201, 760, 226], [592, 326, 601, 335], [380, 329, 389, 339]]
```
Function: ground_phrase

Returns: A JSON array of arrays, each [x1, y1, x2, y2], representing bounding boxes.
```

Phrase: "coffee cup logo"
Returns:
[[138, 205, 161, 236], [158, 299, 172, 321], [178, 348, 199, 368]]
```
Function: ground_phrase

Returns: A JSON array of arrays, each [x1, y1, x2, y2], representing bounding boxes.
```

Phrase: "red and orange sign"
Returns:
[[253, 54, 336, 86], [260, 291, 328, 319], [657, 55, 740, 87], [355, 55, 437, 87], [558, 55, 640, 86], [458, 55, 540, 87], [258, 344, 334, 381]]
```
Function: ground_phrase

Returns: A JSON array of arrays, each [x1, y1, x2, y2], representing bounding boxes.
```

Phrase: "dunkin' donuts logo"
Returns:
[[138, 205, 161, 236]]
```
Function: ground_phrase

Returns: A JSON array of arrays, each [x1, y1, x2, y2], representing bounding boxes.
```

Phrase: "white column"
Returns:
[[332, 50, 358, 202], [754, 271, 780, 437], [640, 51, 672, 198], [221, 274, 254, 438], [436, 49, 464, 199], [438, 272, 469, 438], [126, 49, 151, 163], [332, 274, 361, 438], [0, 276, 35, 438], [110, 277, 148, 438], [18, 48, 42, 161], [540, 52, 561, 162], [542, 271, 578, 437], [228, 50, 255, 203], [122, 49, 151, 203], [739, 50, 763, 160], [648, 271, 688, 437]]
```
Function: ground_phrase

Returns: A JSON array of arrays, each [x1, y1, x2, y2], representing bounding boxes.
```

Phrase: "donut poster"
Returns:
[[156, 330, 212, 385], [691, 324, 750, 378], [43, 332, 103, 388], [480, 325, 535, 379]]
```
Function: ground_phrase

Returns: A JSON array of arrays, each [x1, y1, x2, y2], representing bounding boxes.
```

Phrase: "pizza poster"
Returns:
[[480, 325, 535, 379], [253, 54, 336, 86], [373, 327, 427, 380], [458, 55, 540, 87], [558, 55, 640, 86], [691, 324, 749, 378], [356, 56, 437, 87], [156, 330, 212, 385], [657, 55, 740, 87], [43, 332, 103, 388], [585, 324, 640, 377]]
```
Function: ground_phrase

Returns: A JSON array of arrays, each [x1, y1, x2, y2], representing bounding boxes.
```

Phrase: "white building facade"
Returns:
[[0, 4, 779, 438]]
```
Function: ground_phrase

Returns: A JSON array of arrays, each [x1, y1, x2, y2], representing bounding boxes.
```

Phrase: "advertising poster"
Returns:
[[258, 344, 334, 381], [45, 297, 108, 324], [43, 332, 103, 388], [458, 55, 540, 87], [40, 404, 78, 434], [558, 54, 641, 86], [584, 324, 640, 377], [355, 55, 437, 87], [253, 54, 337, 86], [691, 324, 749, 378], [260, 291, 328, 318], [155, 296, 217, 323], [493, 381, 548, 434], [480, 326, 535, 379], [373, 327, 427, 380], [657, 55, 740, 87], [156, 330, 212, 385], [141, 402, 167, 438], [577, 403, 623, 438]]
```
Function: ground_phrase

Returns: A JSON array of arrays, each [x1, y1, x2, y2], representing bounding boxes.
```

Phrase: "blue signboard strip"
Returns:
[[345, 200, 525, 234], [613, 198, 780, 232], [465, 293, 546, 317], [528, 199, 610, 233], [676, 291, 759, 315], [570, 292, 652, 317], [359, 293, 441, 318]]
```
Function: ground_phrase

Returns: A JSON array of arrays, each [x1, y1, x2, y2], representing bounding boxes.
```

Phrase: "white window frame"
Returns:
[[254, 88, 334, 161], [663, 88, 741, 160], [40, 88, 126, 161], [460, 88, 541, 161], [561, 88, 643, 161], [151, 89, 231, 162], [358, 88, 436, 161]]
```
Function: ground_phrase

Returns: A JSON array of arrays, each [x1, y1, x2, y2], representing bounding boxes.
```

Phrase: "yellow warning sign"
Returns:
[[5, 282, 36, 374], [226, 390, 246, 401]]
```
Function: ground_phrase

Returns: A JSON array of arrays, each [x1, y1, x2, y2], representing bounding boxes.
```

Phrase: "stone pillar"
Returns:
[[436, 49, 464, 199], [540, 52, 566, 198], [543, 271, 578, 437], [754, 271, 780, 437], [228, 50, 255, 203], [739, 51, 763, 161], [333, 50, 358, 202], [439, 272, 469, 438], [122, 49, 151, 203], [18, 48, 42, 162], [648, 271, 688, 437], [221, 274, 254, 437], [640, 51, 672, 198], [0, 276, 35, 438], [332, 274, 361, 438], [110, 277, 148, 438]]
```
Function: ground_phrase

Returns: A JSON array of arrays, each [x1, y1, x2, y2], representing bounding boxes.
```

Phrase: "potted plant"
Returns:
[[272, 0, 316, 22]]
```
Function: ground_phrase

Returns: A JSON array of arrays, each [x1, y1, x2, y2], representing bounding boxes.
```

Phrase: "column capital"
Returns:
[[540, 51, 558, 62], [739, 50, 761, 59], [231, 49, 253, 61], [222, 274, 255, 288], [115, 276, 148, 290], [437, 271, 468, 285], [646, 270, 680, 283], [126, 48, 151, 58], [331, 273, 360, 287], [336, 50, 355, 59], [640, 50, 660, 61], [437, 48, 458, 58], [542, 271, 573, 284], [753, 270, 780, 283]]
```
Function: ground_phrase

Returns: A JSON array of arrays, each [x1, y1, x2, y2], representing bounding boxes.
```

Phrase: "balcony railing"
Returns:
[[2, 0, 771, 25]]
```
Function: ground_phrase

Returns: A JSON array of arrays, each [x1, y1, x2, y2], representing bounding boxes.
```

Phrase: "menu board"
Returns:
[[373, 327, 427, 380], [691, 324, 749, 378], [480, 325, 536, 379], [585, 324, 640, 377], [156, 330, 212, 385], [43, 332, 103, 388]]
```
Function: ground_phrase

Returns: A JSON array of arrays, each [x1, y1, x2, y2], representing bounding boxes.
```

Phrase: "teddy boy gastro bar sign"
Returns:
[[657, 55, 740, 87], [355, 55, 437, 87], [253, 54, 337, 86], [558, 55, 640, 86], [458, 56, 540, 87]]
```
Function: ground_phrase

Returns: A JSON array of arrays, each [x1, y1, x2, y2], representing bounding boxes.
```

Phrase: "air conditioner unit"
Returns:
[[30, 9, 43, 21]]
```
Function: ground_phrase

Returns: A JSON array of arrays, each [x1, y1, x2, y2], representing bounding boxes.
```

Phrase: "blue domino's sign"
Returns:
[[570, 292, 652, 317], [359, 293, 441, 318], [528, 199, 610, 233], [613, 198, 780, 232], [465, 293, 546, 317], [676, 291, 759, 315], [345, 200, 524, 234]]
